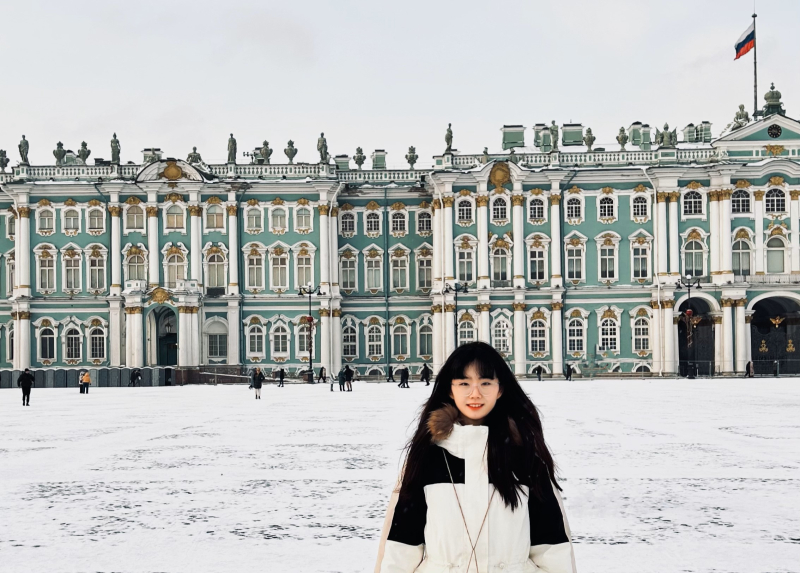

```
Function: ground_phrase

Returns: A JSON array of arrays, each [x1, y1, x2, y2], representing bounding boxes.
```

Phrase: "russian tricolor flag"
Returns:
[[734, 22, 755, 60]]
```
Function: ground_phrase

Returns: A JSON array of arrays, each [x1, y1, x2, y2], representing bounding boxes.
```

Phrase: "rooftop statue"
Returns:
[[508, 148, 518, 164], [444, 123, 453, 154], [227, 133, 237, 164], [187, 147, 203, 163], [482, 147, 490, 164], [655, 123, 677, 148], [0, 150, 8, 172], [405, 146, 418, 169], [19, 135, 29, 164], [317, 132, 329, 164], [549, 121, 559, 152], [77, 141, 91, 164], [731, 104, 751, 130], [285, 140, 297, 164], [110, 133, 120, 164], [353, 147, 365, 170], [53, 142, 66, 166], [260, 141, 273, 164], [616, 127, 629, 151], [583, 128, 595, 152]]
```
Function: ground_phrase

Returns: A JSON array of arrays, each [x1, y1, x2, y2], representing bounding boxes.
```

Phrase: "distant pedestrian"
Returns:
[[388, 366, 396, 385], [18, 368, 33, 406], [278, 368, 285, 387], [345, 365, 353, 392], [534, 364, 543, 381], [129, 368, 142, 387], [80, 370, 91, 394], [399, 367, 409, 388], [252, 367, 265, 399], [338, 367, 346, 392], [319, 366, 329, 391], [565, 364, 572, 381], [773, 360, 779, 378], [747, 361, 754, 378], [419, 363, 431, 386]]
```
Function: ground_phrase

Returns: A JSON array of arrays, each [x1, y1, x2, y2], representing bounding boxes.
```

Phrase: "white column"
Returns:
[[657, 194, 668, 276], [650, 301, 662, 375], [110, 206, 122, 295], [512, 194, 525, 288], [477, 194, 489, 289], [227, 205, 239, 295], [147, 206, 160, 288], [745, 311, 753, 364], [720, 190, 733, 278], [754, 192, 765, 275], [550, 303, 563, 376], [791, 191, 800, 273], [432, 305, 443, 373], [125, 307, 144, 368], [432, 200, 442, 287], [549, 195, 562, 287], [332, 308, 342, 375], [513, 303, 526, 376], [330, 208, 340, 297], [662, 301, 675, 373], [191, 308, 201, 365], [189, 206, 202, 283], [721, 299, 734, 373], [443, 197, 454, 285], [735, 298, 747, 373], [712, 315, 723, 373], [17, 207, 31, 297], [444, 303, 455, 357], [178, 307, 190, 366], [668, 193, 680, 276], [227, 300, 240, 365], [320, 309, 331, 373], [708, 192, 720, 276], [109, 300, 122, 366], [477, 303, 491, 343], [319, 205, 330, 289], [17, 308, 31, 370]]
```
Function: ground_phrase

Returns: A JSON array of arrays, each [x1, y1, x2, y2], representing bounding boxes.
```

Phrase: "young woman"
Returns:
[[375, 342, 576, 573]]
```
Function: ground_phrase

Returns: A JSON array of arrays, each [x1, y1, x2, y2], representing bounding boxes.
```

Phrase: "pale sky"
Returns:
[[2, 0, 798, 169]]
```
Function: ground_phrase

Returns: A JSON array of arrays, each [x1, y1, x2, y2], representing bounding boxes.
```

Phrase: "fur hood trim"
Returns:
[[427, 404, 522, 446]]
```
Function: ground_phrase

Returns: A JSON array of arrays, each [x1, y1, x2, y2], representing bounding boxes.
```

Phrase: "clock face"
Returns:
[[768, 124, 782, 138]]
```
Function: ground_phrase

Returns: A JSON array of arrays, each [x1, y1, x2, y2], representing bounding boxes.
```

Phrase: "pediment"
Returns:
[[135, 159, 213, 183], [715, 114, 800, 145]]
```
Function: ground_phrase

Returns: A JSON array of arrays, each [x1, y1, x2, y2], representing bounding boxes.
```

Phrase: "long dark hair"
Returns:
[[398, 342, 560, 510]]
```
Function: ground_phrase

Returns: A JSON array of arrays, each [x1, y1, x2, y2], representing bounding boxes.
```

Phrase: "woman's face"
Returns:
[[449, 363, 502, 425]]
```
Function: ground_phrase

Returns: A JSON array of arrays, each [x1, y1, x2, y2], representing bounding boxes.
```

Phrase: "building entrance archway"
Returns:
[[750, 297, 800, 375], [677, 298, 715, 377], [146, 307, 178, 366]]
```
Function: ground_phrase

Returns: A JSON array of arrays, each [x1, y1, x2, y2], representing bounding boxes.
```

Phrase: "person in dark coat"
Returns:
[[387, 365, 396, 385], [278, 368, 285, 387], [344, 365, 353, 391], [420, 363, 431, 386], [534, 364, 543, 381], [129, 368, 142, 387], [252, 367, 265, 399], [565, 364, 572, 381], [318, 366, 330, 391], [338, 367, 346, 392], [18, 368, 34, 406], [399, 367, 409, 388]]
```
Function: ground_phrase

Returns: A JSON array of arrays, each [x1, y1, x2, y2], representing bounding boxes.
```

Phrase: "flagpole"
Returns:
[[753, 12, 758, 116]]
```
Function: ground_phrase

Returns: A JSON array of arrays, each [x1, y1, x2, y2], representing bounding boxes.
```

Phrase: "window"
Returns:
[[419, 324, 433, 356], [272, 326, 289, 354], [732, 240, 751, 276], [530, 320, 547, 353], [40, 328, 55, 360], [128, 255, 146, 281], [366, 258, 381, 290], [296, 207, 311, 230], [65, 258, 80, 290], [529, 199, 544, 220], [530, 249, 545, 281], [341, 213, 355, 233], [248, 255, 263, 288], [90, 328, 105, 360], [391, 257, 407, 289], [39, 210, 54, 232], [567, 319, 584, 353], [126, 206, 144, 230], [6, 260, 15, 295], [732, 190, 750, 213], [8, 215, 15, 237], [600, 319, 617, 351], [566, 198, 581, 219], [393, 325, 408, 355], [166, 205, 183, 229], [417, 212, 431, 233], [492, 248, 508, 281], [166, 254, 185, 287], [684, 240, 704, 277], [366, 213, 380, 233], [343, 326, 357, 357], [418, 258, 432, 289], [298, 324, 310, 353], [458, 250, 474, 282], [341, 258, 356, 290], [766, 237, 785, 273], [88, 209, 104, 231], [566, 247, 582, 280], [492, 198, 507, 222], [600, 246, 615, 280], [634, 318, 649, 351], [89, 257, 105, 290], [66, 328, 81, 360], [271, 208, 286, 231], [65, 209, 80, 231], [632, 196, 648, 218], [248, 326, 264, 354], [9, 330, 14, 361], [599, 197, 614, 218], [247, 208, 262, 231], [458, 321, 475, 346], [683, 191, 703, 215], [207, 254, 225, 287], [632, 246, 649, 279], [271, 255, 288, 289], [40, 258, 55, 290], [766, 189, 786, 214], [492, 320, 511, 353], [297, 255, 312, 287], [391, 212, 406, 233], [458, 200, 472, 223], [367, 325, 383, 356], [206, 205, 224, 229], [208, 334, 227, 359]]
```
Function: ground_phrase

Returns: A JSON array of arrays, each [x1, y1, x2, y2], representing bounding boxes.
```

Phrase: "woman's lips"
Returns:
[[467, 404, 483, 410]]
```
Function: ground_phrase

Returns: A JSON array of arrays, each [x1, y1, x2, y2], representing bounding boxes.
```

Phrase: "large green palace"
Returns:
[[2, 85, 800, 382]]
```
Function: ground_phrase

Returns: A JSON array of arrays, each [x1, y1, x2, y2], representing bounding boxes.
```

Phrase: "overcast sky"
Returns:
[[2, 0, 798, 168]]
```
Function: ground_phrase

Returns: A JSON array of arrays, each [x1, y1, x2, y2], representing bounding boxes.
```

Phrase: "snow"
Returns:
[[2, 380, 799, 573]]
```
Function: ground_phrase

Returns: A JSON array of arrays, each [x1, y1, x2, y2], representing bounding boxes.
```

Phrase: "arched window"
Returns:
[[271, 253, 288, 289], [341, 212, 355, 233], [166, 254, 185, 288], [600, 319, 617, 351], [458, 200, 472, 222], [566, 197, 581, 219], [64, 209, 80, 231], [88, 209, 104, 231], [492, 198, 507, 222], [417, 212, 431, 233], [633, 318, 649, 351], [206, 205, 224, 229], [297, 254, 312, 287], [458, 321, 475, 346], [567, 319, 584, 353], [634, 364, 651, 373], [732, 240, 751, 276], [65, 328, 81, 360], [766, 237, 786, 273], [247, 208, 262, 231], [206, 320, 228, 361], [296, 207, 311, 230], [731, 190, 750, 213], [529, 248, 545, 281], [126, 206, 144, 230], [271, 208, 286, 230], [90, 328, 105, 360], [419, 324, 433, 356], [39, 210, 54, 232], [393, 325, 408, 355], [529, 199, 544, 220], [366, 212, 380, 233], [367, 325, 383, 356], [632, 196, 648, 218], [166, 205, 183, 229], [272, 325, 289, 354], [492, 248, 508, 281], [684, 240, 704, 277], [248, 325, 264, 354], [207, 253, 225, 287], [683, 191, 703, 215], [391, 212, 406, 233], [599, 197, 614, 218], [530, 320, 547, 353], [765, 189, 786, 214], [40, 327, 55, 360], [297, 324, 310, 353], [492, 319, 511, 354], [343, 325, 357, 357]]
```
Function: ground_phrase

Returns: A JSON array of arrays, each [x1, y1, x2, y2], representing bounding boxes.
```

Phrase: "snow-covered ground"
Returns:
[[1, 380, 799, 573]]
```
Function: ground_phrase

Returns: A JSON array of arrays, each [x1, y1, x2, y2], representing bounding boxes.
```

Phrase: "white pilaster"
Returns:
[[477, 303, 491, 343], [443, 194, 454, 285], [330, 207, 340, 297], [735, 298, 747, 373], [668, 193, 680, 276], [227, 204, 239, 295], [549, 195, 562, 287], [17, 207, 31, 297], [477, 186, 489, 289], [550, 303, 563, 376], [189, 206, 202, 283], [790, 191, 800, 273], [110, 207, 122, 295], [125, 306, 144, 368], [721, 299, 734, 374], [109, 299, 122, 366], [662, 301, 675, 373], [178, 307, 190, 366], [191, 308, 201, 366], [712, 314, 723, 373], [432, 306, 443, 373], [320, 309, 331, 373], [227, 300, 240, 365], [720, 190, 733, 280], [650, 301, 662, 375], [754, 192, 765, 275], [512, 185, 525, 287], [432, 200, 442, 289], [657, 194, 668, 276], [147, 205, 160, 287], [319, 204, 331, 289], [708, 192, 720, 277], [513, 303, 526, 376], [444, 304, 455, 357], [332, 308, 342, 376], [16, 306, 31, 370], [745, 311, 754, 364]]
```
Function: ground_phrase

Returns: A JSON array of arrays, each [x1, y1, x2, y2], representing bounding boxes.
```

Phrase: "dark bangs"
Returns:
[[441, 342, 509, 384]]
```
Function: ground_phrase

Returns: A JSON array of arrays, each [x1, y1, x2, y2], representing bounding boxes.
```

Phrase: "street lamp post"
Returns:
[[675, 274, 703, 378], [298, 282, 322, 383], [443, 282, 469, 345]]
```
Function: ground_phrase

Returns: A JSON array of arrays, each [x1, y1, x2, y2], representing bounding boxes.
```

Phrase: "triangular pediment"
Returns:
[[715, 114, 800, 145]]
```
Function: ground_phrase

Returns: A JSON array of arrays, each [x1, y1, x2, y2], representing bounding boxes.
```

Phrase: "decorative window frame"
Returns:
[[563, 231, 588, 285], [61, 316, 84, 364], [84, 243, 108, 295], [267, 242, 291, 293], [594, 231, 621, 285], [35, 205, 56, 236], [681, 187, 707, 221], [122, 197, 147, 236], [730, 227, 755, 274], [338, 245, 359, 294], [3, 322, 14, 364], [454, 234, 478, 284], [680, 227, 709, 278], [362, 244, 384, 293], [33, 316, 58, 365], [61, 203, 83, 237], [526, 306, 551, 358], [243, 315, 267, 362], [490, 195, 509, 226], [122, 243, 148, 284], [527, 192, 548, 226], [362, 316, 386, 360], [242, 242, 267, 293], [489, 309, 513, 357], [565, 307, 590, 360], [389, 315, 411, 360], [389, 205, 409, 238], [339, 206, 357, 238], [765, 188, 788, 216], [293, 316, 315, 363], [455, 194, 475, 227], [203, 198, 228, 235], [488, 234, 513, 284], [389, 244, 411, 293], [595, 306, 623, 357], [564, 191, 584, 225], [86, 203, 106, 236], [630, 189, 651, 223], [292, 241, 316, 290], [161, 199, 188, 235], [416, 204, 433, 237], [203, 316, 229, 364], [525, 232, 551, 286], [731, 189, 753, 217], [244, 202, 265, 235], [83, 315, 108, 364], [293, 199, 314, 235], [268, 201, 288, 235], [764, 230, 790, 274], [268, 319, 291, 362], [415, 314, 433, 361], [414, 243, 433, 293], [628, 230, 653, 284], [34, 243, 57, 294], [364, 206, 382, 239], [202, 242, 229, 291], [596, 189, 618, 224], [59, 243, 83, 294], [628, 306, 653, 357], [631, 362, 652, 374], [341, 315, 359, 361], [5, 210, 16, 241], [4, 249, 15, 296], [161, 242, 190, 288], [457, 311, 477, 347]]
